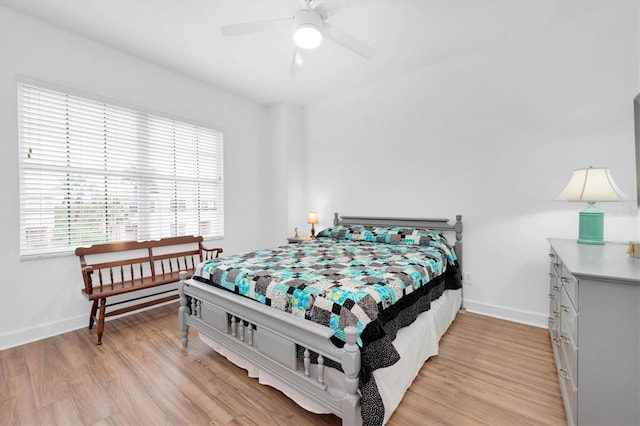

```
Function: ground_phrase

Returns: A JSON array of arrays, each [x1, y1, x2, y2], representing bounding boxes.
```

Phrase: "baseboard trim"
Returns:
[[2, 298, 546, 350], [463, 299, 548, 329], [0, 299, 178, 351], [0, 313, 87, 351]]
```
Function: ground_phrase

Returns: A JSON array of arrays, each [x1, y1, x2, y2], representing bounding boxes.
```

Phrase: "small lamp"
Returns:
[[307, 211, 319, 238], [555, 166, 627, 245]]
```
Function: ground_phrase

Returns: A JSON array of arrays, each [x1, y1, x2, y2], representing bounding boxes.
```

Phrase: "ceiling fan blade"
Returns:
[[323, 22, 376, 59], [221, 17, 291, 37], [290, 47, 305, 76]]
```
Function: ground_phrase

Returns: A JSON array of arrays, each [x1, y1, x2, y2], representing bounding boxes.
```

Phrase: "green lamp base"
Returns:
[[577, 204, 605, 245]]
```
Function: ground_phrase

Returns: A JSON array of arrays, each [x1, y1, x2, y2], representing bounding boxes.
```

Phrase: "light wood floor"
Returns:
[[0, 304, 566, 425]]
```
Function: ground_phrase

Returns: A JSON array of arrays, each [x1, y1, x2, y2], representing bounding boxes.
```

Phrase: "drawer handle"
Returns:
[[552, 337, 561, 345], [559, 368, 570, 380], [559, 334, 569, 344], [554, 263, 561, 268], [561, 277, 569, 283], [548, 316, 556, 323], [561, 304, 569, 313], [548, 253, 556, 259], [553, 311, 559, 319], [554, 285, 561, 291], [548, 272, 554, 278], [548, 293, 557, 300]]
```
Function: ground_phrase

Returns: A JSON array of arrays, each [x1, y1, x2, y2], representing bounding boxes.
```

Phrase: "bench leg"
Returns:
[[96, 298, 106, 345], [89, 299, 99, 330]]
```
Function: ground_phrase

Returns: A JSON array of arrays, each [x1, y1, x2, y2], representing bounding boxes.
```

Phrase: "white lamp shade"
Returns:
[[556, 167, 627, 202], [307, 211, 319, 224]]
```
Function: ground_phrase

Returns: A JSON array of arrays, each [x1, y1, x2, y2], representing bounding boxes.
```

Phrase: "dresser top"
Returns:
[[549, 238, 640, 285]]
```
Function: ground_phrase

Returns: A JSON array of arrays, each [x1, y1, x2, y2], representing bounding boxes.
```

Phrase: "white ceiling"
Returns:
[[2, 0, 594, 105]]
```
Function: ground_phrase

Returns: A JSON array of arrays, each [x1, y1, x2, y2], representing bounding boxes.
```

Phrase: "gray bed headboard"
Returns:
[[332, 212, 463, 270]]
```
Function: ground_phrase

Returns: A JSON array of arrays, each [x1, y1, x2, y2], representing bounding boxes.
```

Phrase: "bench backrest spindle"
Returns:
[[148, 247, 156, 277]]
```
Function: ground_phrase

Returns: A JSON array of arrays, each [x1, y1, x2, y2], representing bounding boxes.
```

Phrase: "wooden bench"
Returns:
[[75, 236, 222, 345]]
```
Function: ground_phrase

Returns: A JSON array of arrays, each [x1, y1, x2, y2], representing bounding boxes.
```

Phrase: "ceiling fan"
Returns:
[[220, 0, 376, 75]]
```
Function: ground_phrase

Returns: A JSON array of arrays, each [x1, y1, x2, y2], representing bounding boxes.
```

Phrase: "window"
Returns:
[[18, 82, 224, 257]]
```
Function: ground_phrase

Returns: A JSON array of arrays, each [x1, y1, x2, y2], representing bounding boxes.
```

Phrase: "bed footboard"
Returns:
[[177, 272, 362, 425]]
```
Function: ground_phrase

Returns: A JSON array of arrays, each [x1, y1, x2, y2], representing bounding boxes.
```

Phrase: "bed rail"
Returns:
[[178, 272, 362, 424]]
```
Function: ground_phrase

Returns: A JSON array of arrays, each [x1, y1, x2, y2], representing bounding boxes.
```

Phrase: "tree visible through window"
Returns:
[[18, 82, 224, 257]]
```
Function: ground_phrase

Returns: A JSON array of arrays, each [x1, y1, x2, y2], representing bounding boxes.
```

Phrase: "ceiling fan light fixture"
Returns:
[[293, 9, 323, 49], [294, 26, 322, 49]]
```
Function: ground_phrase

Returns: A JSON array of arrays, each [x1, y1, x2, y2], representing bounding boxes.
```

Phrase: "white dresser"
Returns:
[[548, 238, 640, 426]]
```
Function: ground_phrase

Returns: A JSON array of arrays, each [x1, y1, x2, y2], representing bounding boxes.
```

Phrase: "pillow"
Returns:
[[316, 225, 390, 243], [316, 224, 365, 240], [398, 228, 457, 262]]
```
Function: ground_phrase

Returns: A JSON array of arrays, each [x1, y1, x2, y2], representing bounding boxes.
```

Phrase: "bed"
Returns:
[[177, 213, 463, 425]]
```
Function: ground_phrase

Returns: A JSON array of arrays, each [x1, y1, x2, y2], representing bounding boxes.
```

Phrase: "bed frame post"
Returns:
[[178, 271, 190, 347], [454, 215, 466, 312], [341, 326, 361, 426], [454, 214, 463, 271]]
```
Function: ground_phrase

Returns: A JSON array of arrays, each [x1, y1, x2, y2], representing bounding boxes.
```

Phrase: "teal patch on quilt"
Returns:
[[291, 288, 311, 313]]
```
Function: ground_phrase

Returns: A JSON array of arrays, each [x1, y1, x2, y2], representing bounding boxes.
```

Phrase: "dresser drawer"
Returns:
[[560, 267, 578, 311], [560, 324, 577, 389], [557, 284, 578, 426], [559, 368, 578, 426], [549, 249, 562, 277], [548, 273, 561, 329], [560, 287, 578, 346]]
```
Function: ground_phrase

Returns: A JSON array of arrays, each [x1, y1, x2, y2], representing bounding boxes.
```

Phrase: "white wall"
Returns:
[[266, 102, 307, 241], [304, 2, 640, 326], [284, 103, 308, 235], [0, 7, 277, 349]]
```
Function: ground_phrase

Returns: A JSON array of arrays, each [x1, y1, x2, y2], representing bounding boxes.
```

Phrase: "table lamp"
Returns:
[[307, 211, 319, 238], [555, 166, 627, 245]]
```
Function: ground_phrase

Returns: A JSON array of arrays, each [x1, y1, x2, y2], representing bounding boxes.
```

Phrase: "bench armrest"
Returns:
[[202, 245, 223, 261], [81, 265, 95, 295]]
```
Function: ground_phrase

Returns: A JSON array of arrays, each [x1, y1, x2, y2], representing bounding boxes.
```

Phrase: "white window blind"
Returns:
[[18, 82, 224, 257]]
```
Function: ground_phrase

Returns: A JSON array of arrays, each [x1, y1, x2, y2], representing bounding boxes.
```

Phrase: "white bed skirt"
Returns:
[[198, 288, 462, 424]]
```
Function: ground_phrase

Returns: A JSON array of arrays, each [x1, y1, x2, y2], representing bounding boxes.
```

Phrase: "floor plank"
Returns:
[[0, 304, 566, 425]]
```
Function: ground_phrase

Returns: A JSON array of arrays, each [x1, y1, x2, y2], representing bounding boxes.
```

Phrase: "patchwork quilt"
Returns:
[[192, 225, 462, 425]]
